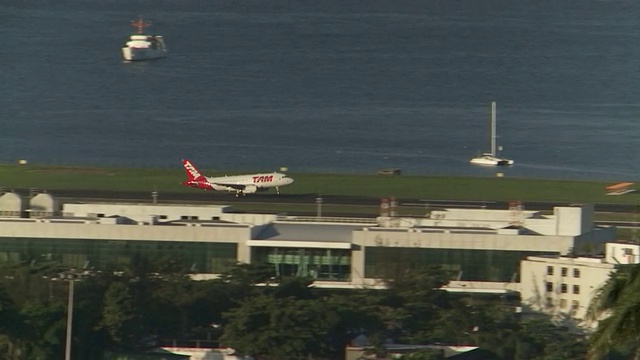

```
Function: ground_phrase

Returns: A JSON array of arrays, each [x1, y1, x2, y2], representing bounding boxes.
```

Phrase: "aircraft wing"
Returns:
[[212, 182, 247, 190]]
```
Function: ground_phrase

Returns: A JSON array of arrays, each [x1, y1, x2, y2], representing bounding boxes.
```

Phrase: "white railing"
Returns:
[[276, 215, 377, 224]]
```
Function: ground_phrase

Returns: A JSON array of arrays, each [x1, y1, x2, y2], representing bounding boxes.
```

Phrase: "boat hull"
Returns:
[[122, 47, 167, 61], [121, 34, 168, 61], [470, 155, 514, 167]]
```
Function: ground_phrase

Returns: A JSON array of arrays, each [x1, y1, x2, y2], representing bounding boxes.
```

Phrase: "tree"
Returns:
[[322, 292, 388, 357], [18, 301, 66, 359], [101, 281, 144, 350], [148, 276, 235, 342], [71, 273, 112, 360], [379, 266, 452, 343], [0, 285, 28, 359], [220, 295, 340, 360], [271, 277, 314, 299], [217, 263, 276, 287], [215, 263, 277, 303], [586, 264, 640, 360]]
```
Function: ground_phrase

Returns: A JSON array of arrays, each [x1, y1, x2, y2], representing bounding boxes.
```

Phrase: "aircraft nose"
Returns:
[[286, 178, 294, 185]]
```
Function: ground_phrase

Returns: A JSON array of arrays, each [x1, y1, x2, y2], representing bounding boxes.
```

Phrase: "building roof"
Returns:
[[254, 223, 363, 242], [524, 255, 615, 268], [165, 219, 236, 225]]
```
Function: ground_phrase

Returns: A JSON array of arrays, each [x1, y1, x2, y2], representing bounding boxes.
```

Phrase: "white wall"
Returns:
[[520, 256, 616, 324], [556, 205, 593, 236], [429, 208, 539, 222], [385, 205, 597, 237], [0, 192, 24, 216], [0, 221, 250, 244], [606, 243, 640, 264], [524, 205, 594, 236], [63, 203, 230, 222], [353, 228, 576, 253], [62, 203, 277, 226]]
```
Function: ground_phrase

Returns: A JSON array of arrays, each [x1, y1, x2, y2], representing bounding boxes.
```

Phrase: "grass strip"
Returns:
[[0, 164, 638, 205]]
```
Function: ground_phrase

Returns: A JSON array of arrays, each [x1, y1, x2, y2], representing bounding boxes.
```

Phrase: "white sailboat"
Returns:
[[470, 101, 514, 166]]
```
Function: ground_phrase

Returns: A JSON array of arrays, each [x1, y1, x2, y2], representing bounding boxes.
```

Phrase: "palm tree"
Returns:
[[586, 264, 640, 360]]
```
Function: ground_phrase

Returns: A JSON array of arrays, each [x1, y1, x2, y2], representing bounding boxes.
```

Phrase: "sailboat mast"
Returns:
[[491, 101, 497, 156]]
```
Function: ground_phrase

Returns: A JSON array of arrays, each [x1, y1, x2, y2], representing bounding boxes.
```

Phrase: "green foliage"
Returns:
[[471, 317, 587, 360], [587, 264, 640, 360], [101, 281, 143, 350], [220, 295, 340, 360], [0, 286, 23, 336], [379, 266, 453, 343], [0, 286, 28, 358], [270, 277, 314, 299], [379, 265, 587, 360], [72, 274, 111, 360], [19, 301, 66, 359], [0, 261, 590, 360], [217, 262, 276, 286]]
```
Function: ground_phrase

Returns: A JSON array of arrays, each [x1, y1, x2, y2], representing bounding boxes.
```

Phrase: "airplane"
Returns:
[[181, 159, 294, 196]]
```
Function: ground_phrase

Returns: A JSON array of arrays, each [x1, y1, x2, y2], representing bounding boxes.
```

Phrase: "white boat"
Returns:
[[470, 101, 514, 167], [121, 16, 168, 61]]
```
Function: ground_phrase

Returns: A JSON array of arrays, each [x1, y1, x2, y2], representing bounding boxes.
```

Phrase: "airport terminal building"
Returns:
[[0, 192, 616, 289]]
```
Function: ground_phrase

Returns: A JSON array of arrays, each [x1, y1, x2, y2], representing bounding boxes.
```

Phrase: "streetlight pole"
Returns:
[[65, 275, 75, 360], [316, 197, 323, 218]]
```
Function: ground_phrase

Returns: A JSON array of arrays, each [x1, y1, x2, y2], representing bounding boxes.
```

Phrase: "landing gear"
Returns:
[[235, 190, 246, 197], [276, 186, 281, 195]]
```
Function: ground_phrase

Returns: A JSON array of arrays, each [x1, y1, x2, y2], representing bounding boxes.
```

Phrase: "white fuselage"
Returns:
[[206, 173, 294, 193], [122, 35, 168, 61], [181, 159, 294, 195]]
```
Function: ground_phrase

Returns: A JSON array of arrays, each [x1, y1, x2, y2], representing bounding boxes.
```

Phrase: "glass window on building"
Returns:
[[573, 268, 580, 278], [560, 299, 567, 309], [546, 282, 553, 292], [364, 247, 557, 282], [251, 247, 351, 281], [573, 285, 580, 294], [0, 237, 238, 274], [561, 267, 568, 277], [561, 283, 567, 293], [546, 266, 554, 275]]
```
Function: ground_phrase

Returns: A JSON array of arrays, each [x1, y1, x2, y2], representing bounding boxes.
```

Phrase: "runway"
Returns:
[[15, 188, 640, 216]]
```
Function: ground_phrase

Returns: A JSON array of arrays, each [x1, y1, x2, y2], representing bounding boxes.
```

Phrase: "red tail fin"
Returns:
[[182, 159, 206, 181]]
